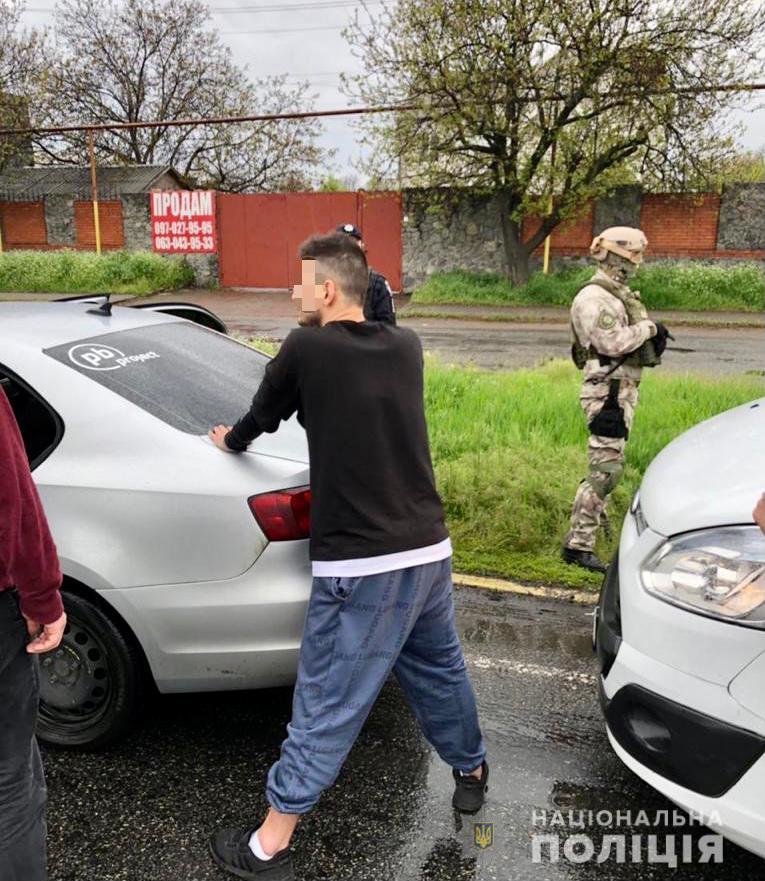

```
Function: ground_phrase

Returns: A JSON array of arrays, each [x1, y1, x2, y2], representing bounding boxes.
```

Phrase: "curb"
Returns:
[[453, 572, 598, 605]]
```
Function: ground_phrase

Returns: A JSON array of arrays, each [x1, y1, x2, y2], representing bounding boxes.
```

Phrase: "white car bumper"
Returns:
[[602, 637, 765, 858], [607, 727, 765, 858], [597, 510, 765, 860]]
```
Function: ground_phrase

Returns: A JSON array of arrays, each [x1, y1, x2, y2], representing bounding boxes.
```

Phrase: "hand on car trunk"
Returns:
[[209, 424, 234, 451]]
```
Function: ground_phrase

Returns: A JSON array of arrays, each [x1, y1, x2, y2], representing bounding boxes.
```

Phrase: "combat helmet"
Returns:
[[590, 227, 648, 265]]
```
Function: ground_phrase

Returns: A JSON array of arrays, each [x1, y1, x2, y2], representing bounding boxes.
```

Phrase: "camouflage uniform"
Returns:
[[564, 269, 656, 552]]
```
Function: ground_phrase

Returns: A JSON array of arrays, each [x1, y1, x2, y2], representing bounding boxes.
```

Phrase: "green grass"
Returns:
[[426, 360, 762, 588], [249, 336, 763, 588], [236, 335, 281, 355], [412, 263, 765, 312], [0, 250, 195, 296]]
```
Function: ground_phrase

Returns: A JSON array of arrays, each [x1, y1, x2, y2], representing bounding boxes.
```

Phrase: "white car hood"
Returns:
[[640, 397, 764, 537]]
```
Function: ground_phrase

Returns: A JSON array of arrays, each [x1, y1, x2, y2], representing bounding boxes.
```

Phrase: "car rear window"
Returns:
[[44, 322, 269, 434]]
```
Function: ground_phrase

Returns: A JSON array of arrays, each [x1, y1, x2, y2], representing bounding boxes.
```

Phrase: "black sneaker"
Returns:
[[209, 826, 295, 881], [452, 760, 489, 814], [561, 546, 607, 574]]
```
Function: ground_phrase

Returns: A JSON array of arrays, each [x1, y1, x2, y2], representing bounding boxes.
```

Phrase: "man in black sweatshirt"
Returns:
[[208, 233, 487, 881]]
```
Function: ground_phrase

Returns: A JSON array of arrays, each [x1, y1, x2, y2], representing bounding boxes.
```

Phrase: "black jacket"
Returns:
[[225, 322, 447, 560], [364, 270, 396, 324]]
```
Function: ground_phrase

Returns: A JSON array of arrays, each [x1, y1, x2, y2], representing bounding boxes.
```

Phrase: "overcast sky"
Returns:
[[21, 0, 765, 185]]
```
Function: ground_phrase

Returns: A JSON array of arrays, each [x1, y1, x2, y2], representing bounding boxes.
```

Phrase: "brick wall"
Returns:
[[0, 198, 125, 250], [74, 200, 124, 249], [640, 194, 720, 255], [522, 201, 595, 255], [0, 200, 48, 248]]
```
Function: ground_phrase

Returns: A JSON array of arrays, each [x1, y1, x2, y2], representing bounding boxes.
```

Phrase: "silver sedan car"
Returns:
[[1, 299, 310, 749]]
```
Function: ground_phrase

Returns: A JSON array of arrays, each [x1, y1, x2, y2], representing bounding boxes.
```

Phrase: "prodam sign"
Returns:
[[68, 344, 160, 371], [150, 190, 217, 254]]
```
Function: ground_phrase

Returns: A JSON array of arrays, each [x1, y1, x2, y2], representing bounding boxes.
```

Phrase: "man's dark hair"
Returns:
[[299, 232, 368, 305]]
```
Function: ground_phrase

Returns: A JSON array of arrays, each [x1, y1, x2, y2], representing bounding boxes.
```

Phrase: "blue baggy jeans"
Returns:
[[266, 556, 486, 814], [0, 590, 47, 881]]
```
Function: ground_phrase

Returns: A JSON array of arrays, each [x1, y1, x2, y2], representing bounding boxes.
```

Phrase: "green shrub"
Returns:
[[635, 262, 765, 311], [412, 262, 765, 312], [0, 250, 195, 296]]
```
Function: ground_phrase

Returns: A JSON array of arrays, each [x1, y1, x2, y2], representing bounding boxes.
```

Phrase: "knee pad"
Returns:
[[588, 461, 624, 499]]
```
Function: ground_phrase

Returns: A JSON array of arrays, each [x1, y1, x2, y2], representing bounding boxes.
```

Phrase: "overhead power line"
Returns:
[[24, 0, 382, 12], [0, 103, 417, 137], [1, 82, 763, 138], [213, 0, 383, 11], [219, 24, 345, 33]]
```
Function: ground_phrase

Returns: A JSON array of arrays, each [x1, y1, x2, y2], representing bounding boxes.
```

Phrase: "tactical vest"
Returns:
[[570, 276, 659, 371]]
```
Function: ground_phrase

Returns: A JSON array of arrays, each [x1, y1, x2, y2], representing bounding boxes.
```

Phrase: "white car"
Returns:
[[596, 396, 765, 858], [1, 300, 311, 749]]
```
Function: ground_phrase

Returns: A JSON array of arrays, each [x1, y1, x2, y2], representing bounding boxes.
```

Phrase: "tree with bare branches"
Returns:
[[346, 0, 765, 282], [34, 0, 323, 191], [0, 0, 46, 166]]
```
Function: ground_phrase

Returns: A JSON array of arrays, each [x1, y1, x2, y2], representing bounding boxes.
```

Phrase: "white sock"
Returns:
[[248, 828, 274, 861]]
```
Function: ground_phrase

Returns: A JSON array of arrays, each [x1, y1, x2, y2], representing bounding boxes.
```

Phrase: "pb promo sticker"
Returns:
[[67, 344, 160, 371]]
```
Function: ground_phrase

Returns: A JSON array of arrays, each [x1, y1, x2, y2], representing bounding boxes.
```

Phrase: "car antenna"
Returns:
[[87, 294, 112, 317]]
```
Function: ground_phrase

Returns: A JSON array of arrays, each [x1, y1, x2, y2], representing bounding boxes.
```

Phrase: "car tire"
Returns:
[[37, 591, 145, 750]]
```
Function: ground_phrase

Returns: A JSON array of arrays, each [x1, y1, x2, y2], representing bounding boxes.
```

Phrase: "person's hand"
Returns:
[[25, 611, 67, 654], [208, 425, 234, 451], [753, 493, 765, 535], [652, 322, 674, 355]]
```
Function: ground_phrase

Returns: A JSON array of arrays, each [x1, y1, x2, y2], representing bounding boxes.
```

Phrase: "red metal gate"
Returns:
[[217, 191, 402, 290]]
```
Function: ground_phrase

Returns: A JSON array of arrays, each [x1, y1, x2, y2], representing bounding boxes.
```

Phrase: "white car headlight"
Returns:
[[641, 526, 765, 627]]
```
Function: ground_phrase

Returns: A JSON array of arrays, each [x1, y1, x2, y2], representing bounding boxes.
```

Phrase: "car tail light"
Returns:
[[248, 486, 311, 541]]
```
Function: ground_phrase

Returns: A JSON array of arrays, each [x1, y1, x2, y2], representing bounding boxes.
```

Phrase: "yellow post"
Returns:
[[542, 136, 557, 274], [542, 192, 553, 274], [87, 130, 102, 255]]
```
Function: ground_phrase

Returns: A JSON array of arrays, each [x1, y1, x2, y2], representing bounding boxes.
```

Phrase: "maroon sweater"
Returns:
[[0, 389, 63, 625]]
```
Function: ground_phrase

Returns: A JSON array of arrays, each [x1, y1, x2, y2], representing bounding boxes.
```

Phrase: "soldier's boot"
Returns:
[[562, 546, 607, 574]]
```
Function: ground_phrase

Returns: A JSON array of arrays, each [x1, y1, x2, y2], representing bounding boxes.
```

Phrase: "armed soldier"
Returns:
[[562, 227, 673, 573]]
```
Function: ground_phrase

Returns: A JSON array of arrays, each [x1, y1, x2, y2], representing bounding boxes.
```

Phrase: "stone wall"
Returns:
[[121, 193, 152, 251], [717, 183, 765, 251], [183, 253, 219, 287], [44, 195, 76, 246], [402, 185, 765, 289], [593, 185, 642, 231], [401, 191, 507, 290]]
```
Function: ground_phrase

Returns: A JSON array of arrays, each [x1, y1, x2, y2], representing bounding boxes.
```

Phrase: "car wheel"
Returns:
[[37, 591, 144, 750]]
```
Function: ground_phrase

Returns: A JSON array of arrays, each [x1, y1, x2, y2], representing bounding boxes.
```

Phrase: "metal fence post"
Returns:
[[87, 130, 102, 255]]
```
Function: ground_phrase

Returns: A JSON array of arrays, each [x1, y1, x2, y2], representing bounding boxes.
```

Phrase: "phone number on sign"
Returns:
[[152, 220, 214, 236], [154, 235, 215, 251]]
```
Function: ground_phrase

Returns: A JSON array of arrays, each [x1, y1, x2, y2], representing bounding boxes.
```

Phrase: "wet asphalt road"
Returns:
[[43, 588, 764, 881], [113, 289, 764, 376], [230, 315, 764, 376], [397, 319, 765, 375]]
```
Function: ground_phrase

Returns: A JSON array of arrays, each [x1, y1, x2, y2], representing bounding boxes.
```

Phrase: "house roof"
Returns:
[[0, 165, 186, 201]]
